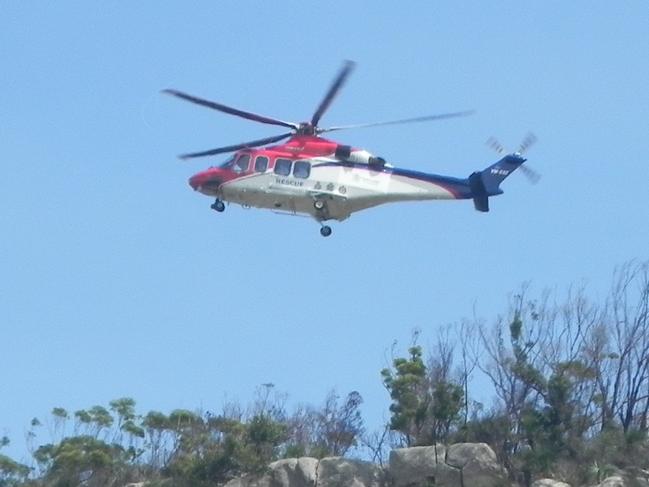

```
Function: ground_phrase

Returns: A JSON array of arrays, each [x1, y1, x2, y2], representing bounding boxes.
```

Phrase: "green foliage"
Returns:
[[382, 346, 430, 445], [160, 411, 288, 486], [382, 345, 463, 446], [430, 381, 463, 438], [109, 397, 136, 422], [34, 436, 129, 487], [0, 438, 30, 487], [51, 408, 68, 420], [0, 455, 30, 487], [88, 406, 114, 430]]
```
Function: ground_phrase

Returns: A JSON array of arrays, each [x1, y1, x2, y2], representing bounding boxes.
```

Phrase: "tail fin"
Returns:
[[468, 154, 526, 212]]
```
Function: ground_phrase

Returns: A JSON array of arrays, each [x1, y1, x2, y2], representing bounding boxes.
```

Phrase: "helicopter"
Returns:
[[164, 61, 537, 237]]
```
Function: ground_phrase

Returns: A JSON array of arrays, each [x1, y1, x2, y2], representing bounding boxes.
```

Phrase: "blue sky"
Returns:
[[1, 2, 648, 461]]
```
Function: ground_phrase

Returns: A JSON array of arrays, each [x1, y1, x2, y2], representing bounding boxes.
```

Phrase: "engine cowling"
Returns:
[[334, 145, 386, 167]]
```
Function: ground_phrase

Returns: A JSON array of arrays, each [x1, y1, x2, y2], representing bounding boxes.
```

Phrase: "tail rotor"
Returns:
[[518, 132, 537, 154], [486, 132, 541, 184]]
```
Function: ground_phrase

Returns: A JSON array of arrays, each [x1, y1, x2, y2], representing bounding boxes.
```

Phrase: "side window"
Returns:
[[274, 158, 292, 176], [234, 154, 251, 173], [293, 160, 311, 179], [254, 156, 269, 173]]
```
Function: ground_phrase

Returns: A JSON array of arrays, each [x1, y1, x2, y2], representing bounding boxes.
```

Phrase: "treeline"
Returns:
[[1, 260, 648, 487], [0, 389, 363, 487]]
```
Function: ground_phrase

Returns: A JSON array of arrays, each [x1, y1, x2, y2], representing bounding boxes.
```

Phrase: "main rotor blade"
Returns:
[[178, 132, 293, 160], [311, 60, 356, 127], [320, 110, 475, 133], [162, 89, 298, 130]]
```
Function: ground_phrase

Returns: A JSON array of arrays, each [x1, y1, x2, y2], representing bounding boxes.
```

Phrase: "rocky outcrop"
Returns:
[[532, 479, 571, 487], [595, 473, 649, 487], [598, 476, 626, 487], [267, 458, 319, 487], [389, 444, 460, 487], [124, 444, 649, 487], [223, 456, 384, 487], [317, 457, 385, 487], [446, 443, 507, 487], [389, 443, 505, 487], [220, 443, 506, 487]]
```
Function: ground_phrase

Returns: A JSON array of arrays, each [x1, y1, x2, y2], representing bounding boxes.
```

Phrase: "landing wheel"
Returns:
[[313, 200, 326, 211], [210, 200, 225, 212], [320, 225, 332, 237]]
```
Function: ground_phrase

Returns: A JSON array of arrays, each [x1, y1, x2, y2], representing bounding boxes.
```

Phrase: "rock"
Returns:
[[532, 479, 571, 487], [389, 445, 461, 487], [224, 456, 380, 487], [223, 473, 272, 487], [620, 468, 649, 487], [598, 476, 625, 487], [445, 443, 507, 487], [317, 457, 386, 487], [226, 443, 506, 487], [595, 474, 649, 487], [268, 457, 318, 487]]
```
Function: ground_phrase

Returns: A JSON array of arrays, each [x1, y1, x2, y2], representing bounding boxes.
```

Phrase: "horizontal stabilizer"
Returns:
[[473, 193, 489, 212], [468, 171, 489, 212]]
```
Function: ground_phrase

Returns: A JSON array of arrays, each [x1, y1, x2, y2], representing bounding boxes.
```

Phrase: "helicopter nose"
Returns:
[[188, 173, 203, 190], [189, 170, 223, 191]]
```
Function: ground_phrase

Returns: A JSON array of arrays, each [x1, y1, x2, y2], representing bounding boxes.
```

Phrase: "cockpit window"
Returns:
[[254, 156, 269, 172], [233, 154, 251, 173], [293, 160, 311, 179], [274, 158, 292, 176]]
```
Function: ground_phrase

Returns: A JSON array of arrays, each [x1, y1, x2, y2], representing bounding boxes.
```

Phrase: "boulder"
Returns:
[[598, 476, 625, 487], [532, 479, 571, 487], [223, 473, 272, 487], [268, 457, 318, 487], [317, 457, 386, 487], [389, 445, 461, 487], [596, 474, 649, 487], [446, 443, 506, 487], [624, 468, 649, 487]]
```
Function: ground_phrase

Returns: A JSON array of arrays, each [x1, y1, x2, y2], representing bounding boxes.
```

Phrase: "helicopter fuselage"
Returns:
[[188, 135, 474, 222]]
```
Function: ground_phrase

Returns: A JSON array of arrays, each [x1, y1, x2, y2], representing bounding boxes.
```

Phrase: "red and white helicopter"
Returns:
[[165, 61, 537, 236]]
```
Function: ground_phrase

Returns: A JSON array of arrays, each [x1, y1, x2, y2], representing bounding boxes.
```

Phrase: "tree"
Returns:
[[382, 345, 430, 446], [142, 410, 171, 470], [596, 262, 649, 432], [314, 390, 364, 456], [0, 437, 29, 487], [382, 339, 463, 447], [474, 264, 649, 485], [34, 435, 130, 487]]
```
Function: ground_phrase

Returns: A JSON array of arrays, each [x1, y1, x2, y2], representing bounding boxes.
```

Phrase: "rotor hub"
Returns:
[[296, 122, 316, 136]]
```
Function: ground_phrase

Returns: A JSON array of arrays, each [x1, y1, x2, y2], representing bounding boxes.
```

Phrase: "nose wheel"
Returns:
[[320, 225, 332, 237], [210, 199, 225, 212]]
